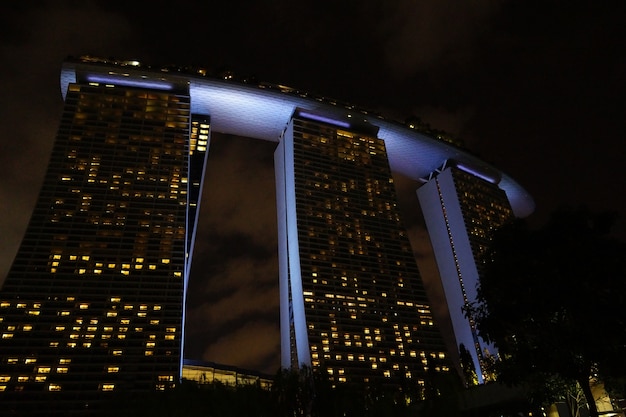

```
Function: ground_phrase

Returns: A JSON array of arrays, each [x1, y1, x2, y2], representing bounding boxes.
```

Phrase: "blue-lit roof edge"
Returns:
[[60, 61, 535, 218]]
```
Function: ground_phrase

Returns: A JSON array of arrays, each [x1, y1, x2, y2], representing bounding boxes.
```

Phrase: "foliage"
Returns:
[[470, 208, 626, 417], [459, 343, 479, 387], [106, 366, 461, 417]]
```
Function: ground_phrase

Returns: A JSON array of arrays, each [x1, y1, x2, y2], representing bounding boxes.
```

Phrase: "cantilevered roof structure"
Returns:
[[61, 58, 534, 218]]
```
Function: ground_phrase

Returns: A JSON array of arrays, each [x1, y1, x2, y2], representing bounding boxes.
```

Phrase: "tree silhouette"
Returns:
[[459, 343, 478, 387], [470, 208, 626, 417]]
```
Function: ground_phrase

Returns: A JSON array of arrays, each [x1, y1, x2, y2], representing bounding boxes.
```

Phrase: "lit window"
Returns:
[[107, 366, 119, 373], [0, 376, 10, 382], [56, 367, 68, 373], [48, 383, 62, 391], [101, 383, 115, 391]]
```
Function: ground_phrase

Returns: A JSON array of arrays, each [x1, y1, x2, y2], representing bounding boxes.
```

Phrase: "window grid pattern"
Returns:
[[290, 117, 451, 388], [0, 84, 205, 408]]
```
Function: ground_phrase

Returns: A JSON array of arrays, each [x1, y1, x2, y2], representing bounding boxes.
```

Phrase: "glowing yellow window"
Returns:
[[107, 311, 117, 317], [150, 320, 159, 325], [23, 325, 32, 331], [48, 383, 62, 391], [112, 350, 123, 356], [35, 375, 47, 382], [107, 366, 119, 373], [145, 351, 153, 356], [7, 358, 18, 364], [2, 333, 13, 339], [56, 367, 68, 373], [59, 359, 71, 364], [37, 367, 51, 374], [0, 302, 10, 308], [164, 334, 175, 340], [0, 376, 10, 382], [101, 383, 115, 391], [79, 304, 89, 309], [18, 376, 29, 382]]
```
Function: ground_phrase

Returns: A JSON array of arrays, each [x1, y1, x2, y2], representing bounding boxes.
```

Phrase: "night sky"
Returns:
[[1, 1, 624, 375]]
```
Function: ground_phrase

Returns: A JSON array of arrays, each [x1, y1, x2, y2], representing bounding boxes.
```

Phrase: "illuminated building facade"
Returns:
[[182, 359, 273, 389], [417, 161, 514, 383], [0, 57, 534, 413], [0, 73, 209, 413], [276, 110, 451, 386]]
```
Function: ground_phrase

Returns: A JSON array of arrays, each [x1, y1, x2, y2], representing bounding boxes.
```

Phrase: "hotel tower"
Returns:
[[275, 110, 450, 387], [0, 56, 534, 414], [418, 161, 514, 383], [0, 63, 209, 413]]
